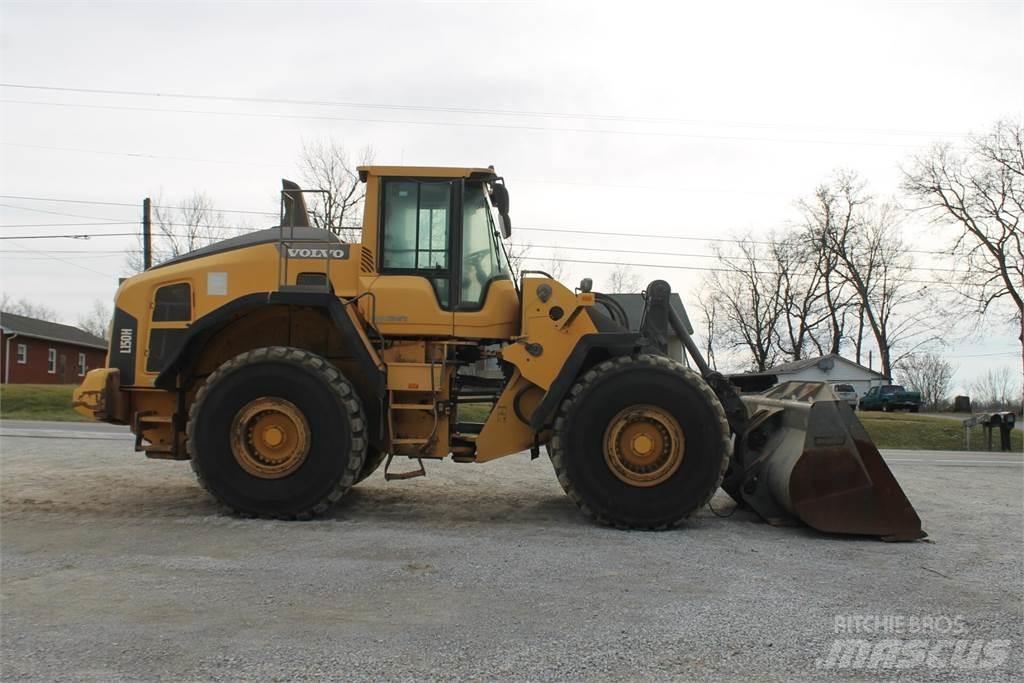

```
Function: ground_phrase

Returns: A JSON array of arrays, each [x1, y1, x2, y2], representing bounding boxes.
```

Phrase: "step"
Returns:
[[391, 438, 430, 445], [144, 449, 188, 461], [138, 415, 173, 424], [391, 403, 436, 411]]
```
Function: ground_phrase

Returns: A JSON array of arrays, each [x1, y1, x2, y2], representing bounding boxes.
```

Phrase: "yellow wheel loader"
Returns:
[[74, 166, 924, 539]]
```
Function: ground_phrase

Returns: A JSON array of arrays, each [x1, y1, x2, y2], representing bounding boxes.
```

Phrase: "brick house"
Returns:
[[1, 312, 108, 385]]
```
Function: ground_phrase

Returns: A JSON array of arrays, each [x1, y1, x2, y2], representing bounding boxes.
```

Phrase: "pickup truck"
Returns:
[[859, 385, 923, 412]]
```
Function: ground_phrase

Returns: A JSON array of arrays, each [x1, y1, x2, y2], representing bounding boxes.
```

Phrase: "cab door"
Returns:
[[366, 178, 455, 337], [452, 182, 518, 340]]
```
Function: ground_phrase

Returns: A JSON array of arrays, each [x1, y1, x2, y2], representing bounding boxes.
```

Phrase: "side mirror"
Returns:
[[491, 183, 510, 215], [491, 182, 511, 237]]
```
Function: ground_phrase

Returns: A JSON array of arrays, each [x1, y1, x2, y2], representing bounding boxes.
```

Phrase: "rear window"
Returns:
[[833, 384, 855, 392], [881, 385, 905, 394]]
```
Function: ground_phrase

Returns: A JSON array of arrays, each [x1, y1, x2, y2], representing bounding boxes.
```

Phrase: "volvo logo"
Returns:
[[286, 247, 349, 259]]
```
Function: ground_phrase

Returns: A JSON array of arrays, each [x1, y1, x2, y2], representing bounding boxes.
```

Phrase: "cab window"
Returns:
[[460, 184, 510, 307], [381, 179, 453, 306]]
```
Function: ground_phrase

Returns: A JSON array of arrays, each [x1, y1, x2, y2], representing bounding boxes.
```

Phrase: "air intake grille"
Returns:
[[360, 248, 375, 273]]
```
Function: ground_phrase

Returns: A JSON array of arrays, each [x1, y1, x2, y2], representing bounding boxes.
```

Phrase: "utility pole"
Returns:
[[142, 197, 152, 270]]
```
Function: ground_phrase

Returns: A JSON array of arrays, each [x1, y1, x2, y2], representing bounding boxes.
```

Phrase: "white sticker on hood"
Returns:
[[207, 272, 228, 296]]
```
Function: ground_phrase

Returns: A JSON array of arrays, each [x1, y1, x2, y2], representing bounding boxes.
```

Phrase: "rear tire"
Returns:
[[549, 355, 731, 530], [187, 346, 366, 519]]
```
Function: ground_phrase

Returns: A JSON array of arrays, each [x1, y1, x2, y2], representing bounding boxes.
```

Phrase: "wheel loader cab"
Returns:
[[356, 166, 520, 340]]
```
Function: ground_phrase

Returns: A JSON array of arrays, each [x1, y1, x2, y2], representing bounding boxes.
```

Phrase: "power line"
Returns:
[[152, 204, 276, 217], [1, 142, 277, 169], [0, 194, 959, 259], [516, 225, 951, 256], [941, 350, 1022, 359], [0, 242, 963, 275], [0, 221, 137, 228], [0, 249, 131, 254], [1, 240, 111, 276], [0, 238, 954, 285], [0, 194, 136, 207], [0, 216, 955, 261], [0, 83, 966, 139], [519, 255, 944, 284], [1, 253, 129, 259], [0, 194, 276, 217], [0, 232, 135, 240], [510, 242, 966, 274], [0, 202, 134, 222], [0, 99, 943, 149]]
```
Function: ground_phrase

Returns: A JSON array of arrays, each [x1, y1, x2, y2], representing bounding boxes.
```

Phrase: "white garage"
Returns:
[[728, 354, 890, 398]]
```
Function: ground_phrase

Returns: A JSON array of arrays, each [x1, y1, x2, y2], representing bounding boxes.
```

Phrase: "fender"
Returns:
[[527, 332, 642, 431], [153, 291, 385, 398]]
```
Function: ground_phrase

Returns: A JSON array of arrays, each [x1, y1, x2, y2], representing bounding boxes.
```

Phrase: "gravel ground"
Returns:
[[1, 423, 1021, 682]]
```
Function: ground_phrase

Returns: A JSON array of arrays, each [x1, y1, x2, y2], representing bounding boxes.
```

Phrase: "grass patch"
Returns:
[[457, 403, 492, 423], [0, 384, 86, 422], [859, 411, 1022, 452]]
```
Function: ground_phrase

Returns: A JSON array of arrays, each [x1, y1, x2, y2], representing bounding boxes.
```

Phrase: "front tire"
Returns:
[[187, 346, 367, 519], [354, 446, 387, 484], [549, 355, 731, 530]]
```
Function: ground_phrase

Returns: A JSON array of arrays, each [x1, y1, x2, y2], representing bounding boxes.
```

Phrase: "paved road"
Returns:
[[1, 421, 1021, 681]]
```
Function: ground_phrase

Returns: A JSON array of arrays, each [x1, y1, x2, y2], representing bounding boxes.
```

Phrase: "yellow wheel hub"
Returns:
[[603, 405, 685, 487], [230, 397, 310, 479]]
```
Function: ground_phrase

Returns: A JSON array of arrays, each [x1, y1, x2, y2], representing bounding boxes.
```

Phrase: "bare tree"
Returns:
[[126, 192, 232, 272], [896, 352, 955, 411], [903, 119, 1024, 411], [0, 294, 60, 321], [606, 263, 642, 293], [700, 293, 719, 371], [803, 171, 939, 378], [77, 299, 112, 341], [298, 138, 374, 242], [799, 178, 862, 357], [772, 233, 830, 360], [504, 241, 531, 281], [969, 367, 1020, 411], [702, 238, 785, 371], [546, 249, 567, 282]]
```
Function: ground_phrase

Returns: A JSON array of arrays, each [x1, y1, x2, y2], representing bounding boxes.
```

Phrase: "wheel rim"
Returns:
[[603, 405, 685, 487], [230, 397, 310, 479]]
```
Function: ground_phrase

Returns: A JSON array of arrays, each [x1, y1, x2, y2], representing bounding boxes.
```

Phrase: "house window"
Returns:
[[47, 348, 57, 374], [78, 352, 87, 376], [16, 343, 26, 364]]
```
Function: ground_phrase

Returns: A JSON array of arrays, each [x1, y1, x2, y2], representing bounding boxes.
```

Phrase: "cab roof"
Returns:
[[357, 165, 498, 183]]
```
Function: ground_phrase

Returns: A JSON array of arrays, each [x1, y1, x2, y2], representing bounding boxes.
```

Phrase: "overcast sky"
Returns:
[[0, 0, 1021, 387]]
